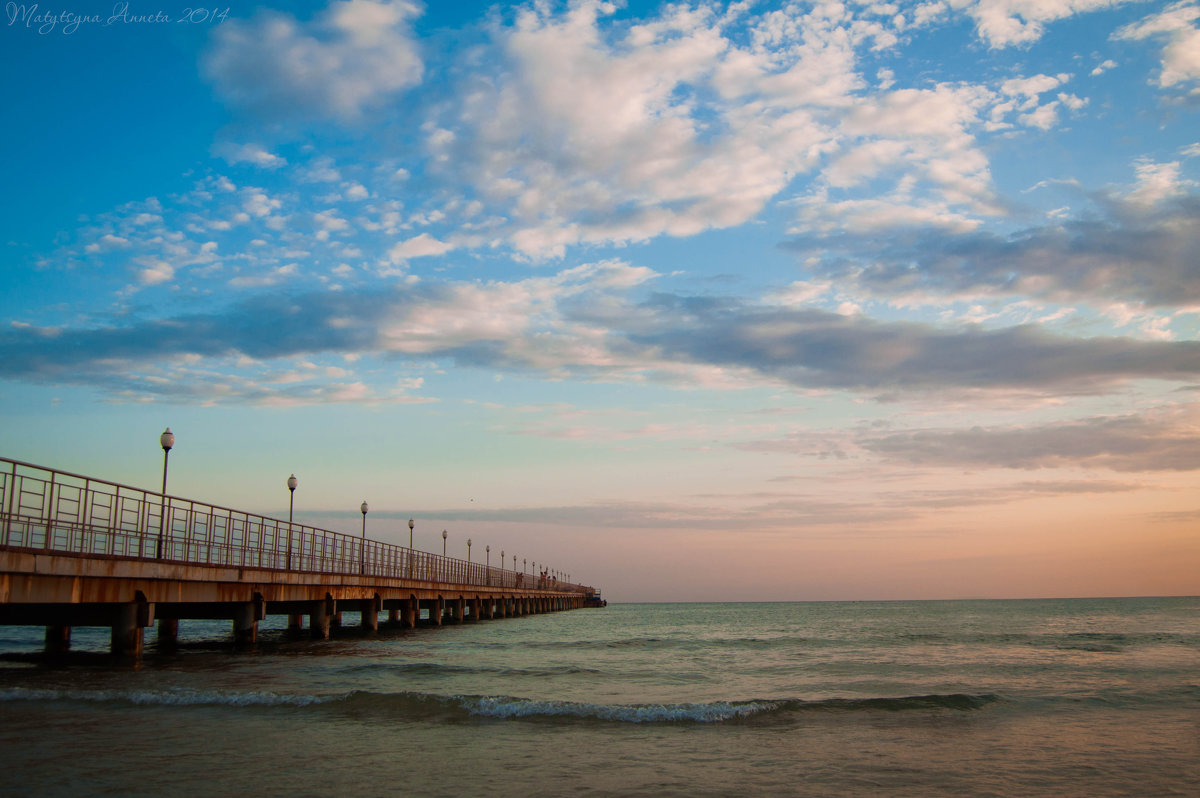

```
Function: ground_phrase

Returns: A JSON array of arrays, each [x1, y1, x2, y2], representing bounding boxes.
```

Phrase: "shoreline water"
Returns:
[[1, 597, 1196, 796]]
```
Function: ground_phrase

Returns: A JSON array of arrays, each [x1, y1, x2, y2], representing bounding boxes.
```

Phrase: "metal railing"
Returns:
[[0, 457, 593, 595]]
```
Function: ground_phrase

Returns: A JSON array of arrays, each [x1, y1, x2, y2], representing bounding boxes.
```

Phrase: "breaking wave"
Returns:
[[0, 687, 999, 722]]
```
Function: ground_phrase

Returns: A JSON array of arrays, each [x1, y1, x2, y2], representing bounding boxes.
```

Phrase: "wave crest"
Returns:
[[0, 687, 1000, 722]]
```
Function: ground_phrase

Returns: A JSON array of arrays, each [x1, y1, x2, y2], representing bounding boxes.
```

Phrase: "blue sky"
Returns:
[[2, 0, 1199, 600]]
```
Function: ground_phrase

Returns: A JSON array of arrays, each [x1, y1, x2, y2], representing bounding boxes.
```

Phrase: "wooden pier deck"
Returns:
[[0, 457, 599, 659]]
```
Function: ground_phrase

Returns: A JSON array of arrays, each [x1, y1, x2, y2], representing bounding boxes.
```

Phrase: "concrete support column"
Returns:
[[45, 625, 71, 655], [110, 602, 144, 660], [455, 597, 465, 624], [233, 602, 258, 646], [434, 597, 444, 626], [288, 614, 304, 630], [403, 599, 417, 629], [471, 597, 482, 622], [388, 608, 400, 624], [331, 611, 343, 630], [361, 598, 379, 632], [157, 618, 179, 646], [310, 599, 332, 640]]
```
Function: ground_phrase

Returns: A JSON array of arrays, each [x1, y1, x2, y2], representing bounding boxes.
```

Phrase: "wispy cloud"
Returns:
[[3, 262, 1198, 402], [784, 188, 1200, 310], [859, 406, 1200, 471]]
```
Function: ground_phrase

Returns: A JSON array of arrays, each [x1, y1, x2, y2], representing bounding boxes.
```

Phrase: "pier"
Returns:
[[0, 457, 600, 660]]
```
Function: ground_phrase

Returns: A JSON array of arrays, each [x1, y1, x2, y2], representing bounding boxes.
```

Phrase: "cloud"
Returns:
[[84, 234, 131, 253], [388, 232, 455, 261], [2, 263, 1198, 402], [135, 258, 175, 285], [957, 0, 1133, 49], [1113, 2, 1200, 89], [203, 0, 424, 121], [214, 142, 287, 169], [424, 0, 870, 255], [417, 1, 1107, 257], [610, 294, 1200, 394], [859, 405, 1200, 471], [784, 189, 1200, 309]]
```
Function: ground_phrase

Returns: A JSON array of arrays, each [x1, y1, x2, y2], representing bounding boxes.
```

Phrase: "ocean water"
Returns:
[[0, 597, 1197, 796]]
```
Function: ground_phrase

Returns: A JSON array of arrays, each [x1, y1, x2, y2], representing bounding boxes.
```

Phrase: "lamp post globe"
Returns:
[[285, 474, 298, 570], [159, 427, 174, 494], [286, 474, 298, 522]]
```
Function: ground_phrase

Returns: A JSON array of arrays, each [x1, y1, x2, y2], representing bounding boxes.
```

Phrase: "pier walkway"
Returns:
[[0, 457, 599, 659]]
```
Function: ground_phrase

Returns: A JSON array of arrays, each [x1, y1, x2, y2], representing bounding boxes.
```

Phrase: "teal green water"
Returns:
[[1, 598, 1197, 795]]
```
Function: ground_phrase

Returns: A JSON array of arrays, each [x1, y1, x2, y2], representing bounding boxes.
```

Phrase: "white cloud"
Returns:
[[954, 0, 1132, 49], [1126, 159, 1190, 205], [214, 142, 287, 169], [229, 264, 299, 288], [136, 258, 175, 285], [204, 0, 425, 121], [243, 190, 283, 218], [1020, 99, 1060, 129], [1113, 2, 1200, 88], [426, 0, 857, 256], [388, 232, 455, 261], [766, 281, 834, 306], [84, 234, 131, 253]]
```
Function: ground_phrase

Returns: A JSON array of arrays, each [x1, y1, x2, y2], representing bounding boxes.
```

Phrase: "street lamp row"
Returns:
[[154, 428, 571, 583]]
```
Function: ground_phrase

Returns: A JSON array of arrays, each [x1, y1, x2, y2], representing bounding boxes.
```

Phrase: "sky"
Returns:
[[2, 0, 1198, 602]]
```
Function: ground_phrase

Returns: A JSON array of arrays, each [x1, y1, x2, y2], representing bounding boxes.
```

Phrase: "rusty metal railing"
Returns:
[[0, 457, 593, 595]]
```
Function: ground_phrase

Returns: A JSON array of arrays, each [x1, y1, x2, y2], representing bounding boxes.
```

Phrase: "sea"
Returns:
[[0, 597, 1196, 797]]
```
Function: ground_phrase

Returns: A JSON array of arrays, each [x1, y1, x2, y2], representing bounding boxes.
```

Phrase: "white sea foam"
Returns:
[[459, 695, 777, 723]]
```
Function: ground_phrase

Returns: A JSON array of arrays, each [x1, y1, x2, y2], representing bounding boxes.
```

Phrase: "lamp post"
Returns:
[[467, 538, 472, 563], [442, 528, 448, 557], [286, 474, 298, 570], [486, 545, 490, 568], [360, 500, 368, 574], [156, 427, 174, 560], [407, 517, 415, 578]]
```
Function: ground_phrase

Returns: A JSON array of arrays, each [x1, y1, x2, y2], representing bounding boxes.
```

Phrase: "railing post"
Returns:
[[42, 471, 56, 551], [2, 462, 13, 545]]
